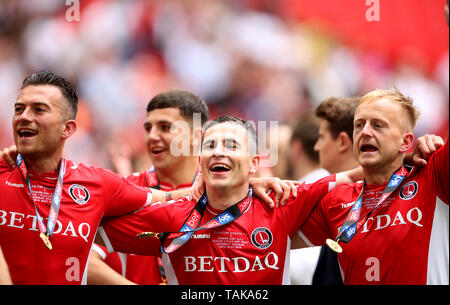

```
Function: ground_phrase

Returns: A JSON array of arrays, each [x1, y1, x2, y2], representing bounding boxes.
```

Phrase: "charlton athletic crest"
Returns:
[[69, 184, 90, 204], [251, 227, 273, 249], [399, 181, 418, 200]]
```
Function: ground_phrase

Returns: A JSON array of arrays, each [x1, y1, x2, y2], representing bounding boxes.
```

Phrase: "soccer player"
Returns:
[[294, 88, 449, 284], [0, 79, 297, 284], [97, 116, 367, 284], [0, 71, 200, 285], [88, 90, 210, 285]]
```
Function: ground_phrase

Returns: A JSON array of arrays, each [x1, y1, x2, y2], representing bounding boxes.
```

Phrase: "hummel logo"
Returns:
[[5, 181, 24, 188], [341, 201, 355, 209]]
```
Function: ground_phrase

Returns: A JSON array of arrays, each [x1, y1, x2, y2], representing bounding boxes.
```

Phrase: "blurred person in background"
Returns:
[[309, 96, 360, 285], [288, 111, 329, 284]]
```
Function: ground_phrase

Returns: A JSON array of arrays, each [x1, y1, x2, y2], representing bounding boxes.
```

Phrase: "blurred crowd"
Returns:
[[0, 0, 448, 174]]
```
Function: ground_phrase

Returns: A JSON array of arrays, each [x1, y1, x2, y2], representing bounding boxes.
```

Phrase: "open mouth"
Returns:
[[209, 163, 232, 173], [151, 147, 167, 155], [360, 144, 378, 153], [18, 129, 38, 138]]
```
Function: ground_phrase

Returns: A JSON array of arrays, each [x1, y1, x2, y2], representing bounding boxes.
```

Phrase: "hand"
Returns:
[[407, 134, 444, 167], [1, 145, 18, 169], [190, 172, 205, 202], [108, 143, 133, 176], [250, 177, 299, 208]]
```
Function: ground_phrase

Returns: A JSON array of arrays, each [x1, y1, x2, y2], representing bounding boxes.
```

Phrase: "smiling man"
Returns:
[[294, 88, 449, 284], [0, 71, 186, 284], [98, 116, 365, 285]]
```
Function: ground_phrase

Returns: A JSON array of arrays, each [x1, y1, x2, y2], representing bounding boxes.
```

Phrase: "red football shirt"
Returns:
[[93, 169, 193, 285], [298, 140, 449, 284], [100, 174, 336, 285], [0, 159, 152, 285]]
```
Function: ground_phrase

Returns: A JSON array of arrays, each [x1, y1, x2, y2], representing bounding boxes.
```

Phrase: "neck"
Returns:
[[363, 158, 404, 186], [157, 157, 198, 188], [24, 155, 63, 175], [205, 184, 250, 211], [293, 155, 320, 180], [329, 153, 359, 174]]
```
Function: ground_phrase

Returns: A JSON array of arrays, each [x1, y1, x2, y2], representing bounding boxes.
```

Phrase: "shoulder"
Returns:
[[66, 161, 121, 180], [125, 171, 147, 186], [320, 181, 363, 207], [0, 159, 13, 174]]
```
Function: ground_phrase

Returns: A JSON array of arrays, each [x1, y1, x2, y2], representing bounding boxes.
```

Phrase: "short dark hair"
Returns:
[[290, 112, 320, 163], [315, 96, 360, 141], [21, 70, 78, 120], [202, 116, 258, 153], [146, 90, 209, 126]]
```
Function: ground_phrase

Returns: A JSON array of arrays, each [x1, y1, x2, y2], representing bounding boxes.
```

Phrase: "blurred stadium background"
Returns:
[[0, 0, 448, 172]]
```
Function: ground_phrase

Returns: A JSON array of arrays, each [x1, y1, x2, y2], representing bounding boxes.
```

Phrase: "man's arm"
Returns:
[[0, 246, 12, 285], [87, 248, 136, 285]]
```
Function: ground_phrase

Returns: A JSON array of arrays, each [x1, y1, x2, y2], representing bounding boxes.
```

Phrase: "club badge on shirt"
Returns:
[[399, 181, 418, 200], [69, 184, 90, 204], [251, 227, 273, 249]]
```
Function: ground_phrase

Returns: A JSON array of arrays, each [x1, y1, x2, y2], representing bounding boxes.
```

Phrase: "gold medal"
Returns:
[[326, 238, 342, 253], [40, 232, 53, 250], [136, 232, 160, 239]]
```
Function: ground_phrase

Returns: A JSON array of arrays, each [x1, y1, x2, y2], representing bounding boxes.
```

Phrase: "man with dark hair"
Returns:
[[21, 70, 78, 120], [289, 112, 326, 182], [314, 97, 360, 174], [288, 112, 329, 284], [0, 72, 209, 284], [88, 91, 291, 284], [310, 96, 360, 285], [97, 115, 366, 284], [88, 89, 210, 285]]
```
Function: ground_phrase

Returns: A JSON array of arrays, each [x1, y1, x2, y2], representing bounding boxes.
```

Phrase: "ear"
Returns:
[[290, 140, 302, 156], [399, 132, 415, 154], [249, 155, 261, 175], [62, 120, 77, 140], [337, 132, 352, 153]]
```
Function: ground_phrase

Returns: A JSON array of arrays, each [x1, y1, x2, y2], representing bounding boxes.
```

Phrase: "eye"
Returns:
[[203, 140, 216, 150], [144, 124, 152, 133], [14, 105, 24, 114], [354, 121, 363, 129], [225, 139, 238, 150], [160, 124, 171, 132]]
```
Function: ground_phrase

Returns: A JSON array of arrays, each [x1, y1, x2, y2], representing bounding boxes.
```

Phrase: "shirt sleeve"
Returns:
[[426, 139, 449, 204], [100, 168, 153, 216], [278, 174, 336, 238], [296, 193, 332, 247], [100, 197, 192, 256]]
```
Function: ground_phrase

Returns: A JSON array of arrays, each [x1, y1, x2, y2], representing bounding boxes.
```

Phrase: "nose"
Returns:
[[211, 142, 225, 157], [313, 139, 321, 152], [360, 122, 373, 137], [14, 107, 33, 124], [147, 127, 160, 141]]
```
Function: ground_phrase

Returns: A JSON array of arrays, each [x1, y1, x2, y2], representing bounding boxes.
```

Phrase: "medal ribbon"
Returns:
[[336, 163, 413, 244], [16, 154, 66, 240], [139, 187, 252, 254]]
